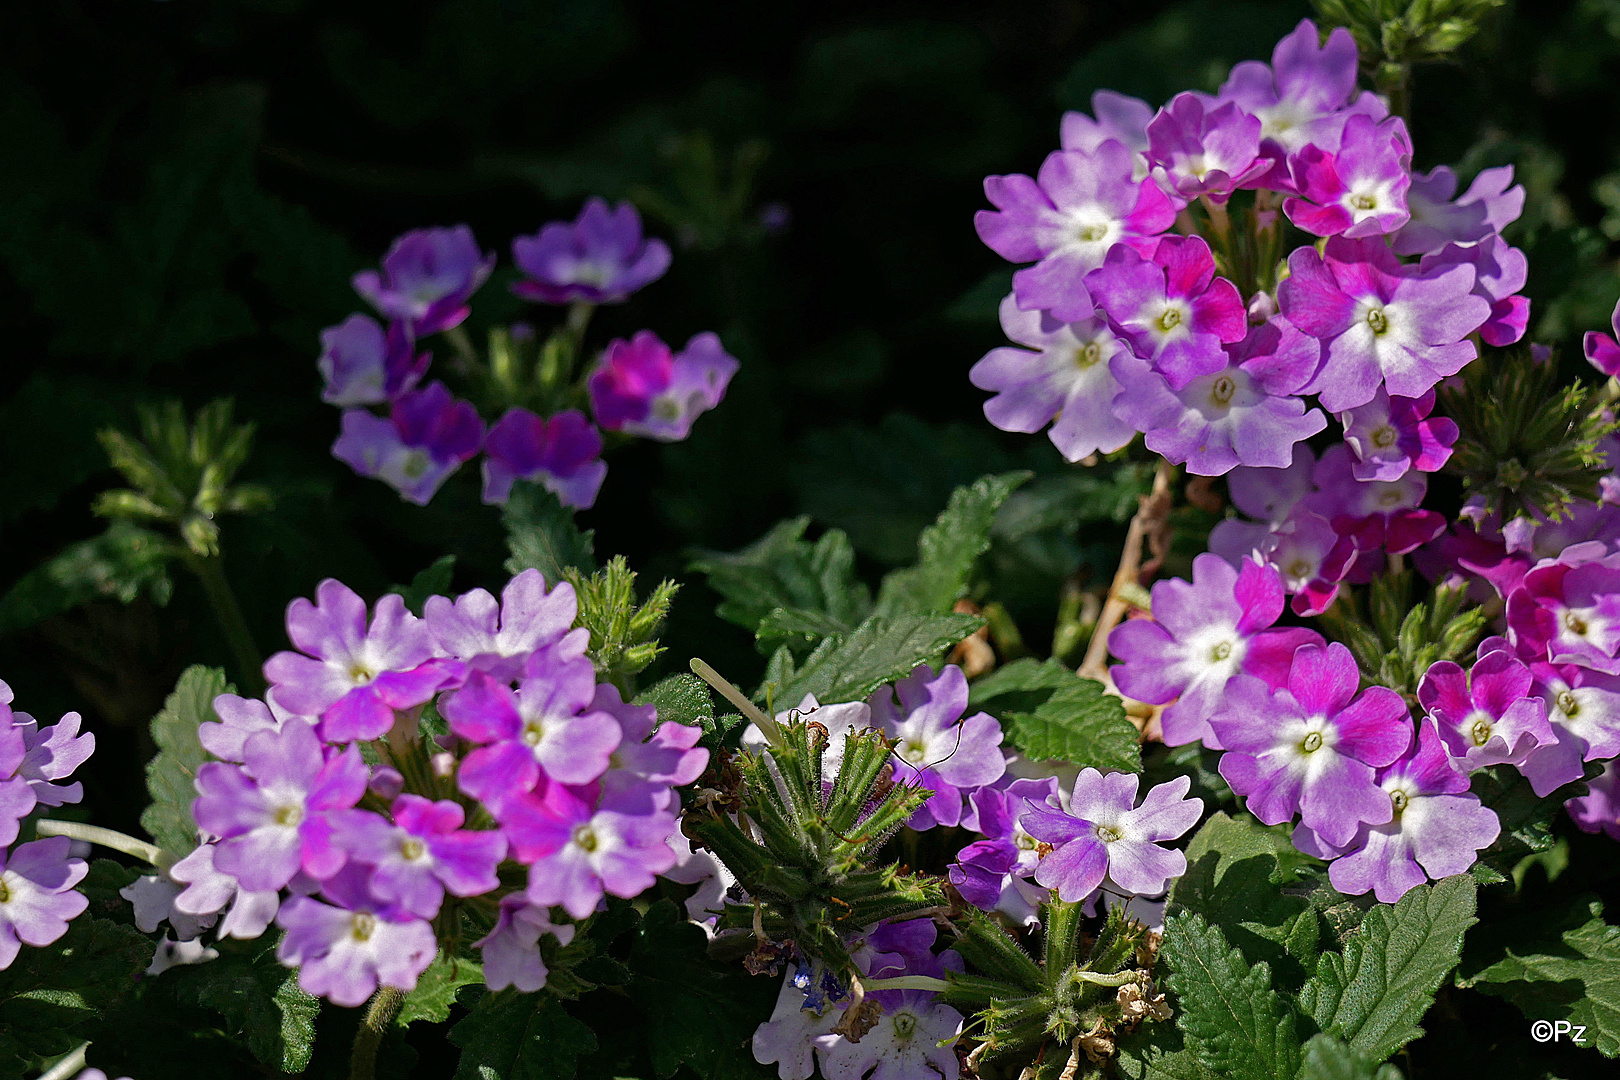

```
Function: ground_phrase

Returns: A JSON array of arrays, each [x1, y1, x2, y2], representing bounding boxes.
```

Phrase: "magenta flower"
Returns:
[[1145, 93, 1267, 202], [1520, 661, 1620, 796], [502, 784, 679, 919], [275, 866, 437, 1007], [441, 659, 622, 808], [1506, 559, 1620, 675], [1215, 507, 1351, 618], [1585, 299, 1620, 378], [866, 665, 1007, 830], [1419, 236, 1529, 347], [949, 777, 1062, 924], [192, 719, 368, 892], [13, 709, 93, 809], [265, 579, 462, 743], [587, 330, 739, 442], [592, 684, 708, 812], [1021, 770, 1203, 902], [1416, 649, 1554, 770], [976, 141, 1179, 320], [511, 198, 671, 305], [1061, 90, 1153, 165], [480, 407, 607, 509], [1110, 553, 1324, 747], [334, 796, 505, 918], [317, 314, 429, 407], [333, 382, 486, 506], [478, 894, 575, 992], [352, 225, 493, 336], [0, 836, 88, 970], [1217, 19, 1383, 160], [1284, 114, 1412, 238], [423, 568, 586, 682], [1338, 387, 1457, 481], [1567, 759, 1620, 841], [1210, 642, 1412, 847], [969, 294, 1134, 462], [1281, 237, 1489, 411], [1299, 721, 1499, 903], [1392, 165, 1524, 257], [1086, 235, 1247, 389]]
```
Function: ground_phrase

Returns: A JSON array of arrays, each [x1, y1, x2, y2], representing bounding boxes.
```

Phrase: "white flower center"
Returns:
[[350, 912, 377, 942], [1094, 824, 1123, 843]]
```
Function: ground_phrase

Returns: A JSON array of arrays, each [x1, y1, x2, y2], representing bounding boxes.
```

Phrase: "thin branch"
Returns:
[[1078, 461, 1174, 682]]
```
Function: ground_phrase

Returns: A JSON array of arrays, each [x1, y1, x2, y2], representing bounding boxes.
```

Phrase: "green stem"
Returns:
[[36, 820, 168, 866], [349, 985, 407, 1080], [444, 325, 482, 372], [690, 657, 782, 747], [187, 553, 265, 697], [39, 1043, 90, 1080]]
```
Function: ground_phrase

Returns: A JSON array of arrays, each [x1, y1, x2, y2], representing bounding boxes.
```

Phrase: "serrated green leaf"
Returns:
[[450, 990, 597, 1080], [1113, 1024, 1208, 1080], [1299, 875, 1477, 1062], [763, 613, 984, 706], [1160, 911, 1301, 1080], [0, 521, 177, 633], [966, 656, 1078, 716], [0, 917, 152, 1075], [634, 673, 715, 732], [872, 471, 1029, 617], [398, 952, 485, 1027], [1005, 677, 1140, 773], [1297, 1034, 1405, 1080], [395, 554, 457, 616], [157, 936, 318, 1073], [1456, 896, 1620, 1058], [755, 606, 860, 653], [690, 518, 871, 645], [503, 480, 596, 581], [142, 665, 230, 856]]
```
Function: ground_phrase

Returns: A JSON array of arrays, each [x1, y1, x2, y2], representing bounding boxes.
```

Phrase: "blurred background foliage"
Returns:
[[3, 0, 1620, 861]]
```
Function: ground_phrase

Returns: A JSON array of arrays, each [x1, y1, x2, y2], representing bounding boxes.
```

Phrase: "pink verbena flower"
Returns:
[[1420, 235, 1529, 347], [1306, 443, 1446, 563], [948, 777, 1062, 925], [332, 382, 485, 506], [1416, 649, 1554, 770], [275, 866, 436, 1007], [1521, 661, 1620, 796], [1061, 91, 1153, 167], [588, 330, 739, 442], [1216, 19, 1384, 161], [1338, 387, 1457, 482], [867, 665, 1006, 829], [1567, 759, 1620, 841], [351, 225, 493, 336], [1586, 298, 1620, 378], [1391, 165, 1524, 257], [13, 708, 93, 809], [478, 894, 575, 992], [1506, 558, 1620, 675], [1145, 93, 1268, 202], [481, 407, 607, 509], [332, 795, 505, 919], [592, 684, 708, 812], [1021, 770, 1203, 902], [1284, 113, 1412, 238], [199, 693, 300, 763], [511, 198, 672, 305], [423, 567, 586, 682]]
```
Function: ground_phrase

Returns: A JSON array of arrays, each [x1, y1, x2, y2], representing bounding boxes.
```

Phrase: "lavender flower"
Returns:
[[1419, 236, 1530, 347], [1566, 759, 1620, 841], [1306, 442, 1446, 558], [199, 693, 298, 763], [0, 836, 88, 970], [1210, 642, 1412, 847], [1521, 661, 1620, 796], [949, 777, 1062, 924], [1216, 19, 1382, 159], [169, 842, 280, 940], [501, 784, 679, 919], [481, 408, 607, 508], [333, 382, 485, 505], [478, 894, 575, 992], [1061, 90, 1153, 167], [1392, 165, 1524, 256], [968, 295, 1133, 462], [275, 866, 437, 1007], [1280, 237, 1488, 411], [333, 796, 505, 918], [317, 314, 429, 407], [1506, 559, 1620, 674], [818, 991, 963, 1080], [1416, 649, 1553, 770], [1338, 388, 1457, 481], [592, 683, 708, 812], [1021, 770, 1203, 901], [1284, 114, 1412, 238], [423, 567, 586, 682], [352, 225, 493, 336], [752, 967, 845, 1080], [1145, 93, 1266, 202], [13, 709, 93, 809], [587, 331, 739, 442], [866, 665, 1007, 829], [511, 198, 672, 305]]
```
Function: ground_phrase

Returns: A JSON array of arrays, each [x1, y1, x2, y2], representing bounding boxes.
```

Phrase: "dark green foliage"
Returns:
[[1000, 674, 1142, 773], [395, 555, 458, 616], [503, 481, 597, 582], [689, 517, 871, 644], [871, 470, 1029, 616], [1317, 572, 1486, 695], [758, 613, 984, 709], [450, 991, 598, 1080], [0, 522, 176, 634], [141, 665, 229, 856], [154, 936, 320, 1073], [1160, 911, 1302, 1080], [0, 917, 152, 1075]]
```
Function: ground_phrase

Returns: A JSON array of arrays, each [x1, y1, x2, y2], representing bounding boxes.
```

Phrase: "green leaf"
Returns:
[[689, 518, 871, 643], [450, 990, 597, 1080], [503, 480, 596, 581], [1470, 763, 1594, 874], [1170, 812, 1320, 987], [1297, 1034, 1405, 1080], [755, 606, 863, 653], [0, 917, 153, 1075], [398, 951, 485, 1027], [763, 613, 984, 706], [634, 673, 715, 731], [1114, 1024, 1208, 1080], [1299, 875, 1477, 1062], [395, 554, 457, 616], [157, 937, 318, 1073], [625, 899, 777, 1078], [1005, 677, 1141, 773], [0, 521, 176, 633], [142, 665, 231, 855], [1160, 911, 1301, 1080], [1456, 896, 1620, 1058], [872, 471, 1029, 617], [965, 656, 1078, 716]]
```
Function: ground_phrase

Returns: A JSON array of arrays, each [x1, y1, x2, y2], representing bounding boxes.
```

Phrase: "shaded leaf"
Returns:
[[872, 471, 1029, 617], [503, 481, 596, 582], [690, 518, 870, 644], [1160, 911, 1301, 1080], [1005, 677, 1140, 773], [395, 555, 457, 616], [0, 522, 176, 633], [157, 937, 318, 1073], [0, 917, 152, 1075], [450, 990, 597, 1080], [762, 613, 984, 707], [1298, 1033, 1406, 1080], [141, 666, 230, 855]]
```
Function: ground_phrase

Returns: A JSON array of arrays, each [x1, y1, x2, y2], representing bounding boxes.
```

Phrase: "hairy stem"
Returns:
[[36, 820, 167, 866], [39, 1043, 90, 1080], [187, 553, 265, 697], [690, 657, 782, 746], [349, 985, 407, 1080], [1078, 461, 1173, 681]]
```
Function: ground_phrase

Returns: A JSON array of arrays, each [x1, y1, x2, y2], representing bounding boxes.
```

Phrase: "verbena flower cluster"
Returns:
[[320, 200, 739, 508]]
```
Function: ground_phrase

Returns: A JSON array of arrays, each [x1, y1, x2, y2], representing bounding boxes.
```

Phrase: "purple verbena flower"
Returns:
[[592, 683, 708, 812], [1521, 661, 1620, 796], [1585, 299, 1620, 378], [200, 693, 301, 763], [0, 685, 30, 847], [192, 719, 368, 892], [866, 665, 1007, 829], [1281, 237, 1489, 411], [1338, 387, 1457, 481], [265, 579, 463, 743], [818, 991, 963, 1080], [13, 709, 93, 809], [1145, 93, 1267, 202], [969, 295, 1134, 462], [424, 568, 585, 682], [1217, 19, 1384, 160], [752, 967, 845, 1080], [1061, 91, 1153, 167], [1306, 442, 1447, 558], [169, 841, 280, 940], [1086, 235, 1247, 389], [1506, 559, 1620, 674], [352, 226, 493, 336], [1416, 649, 1554, 770], [333, 382, 485, 505], [275, 865, 437, 1007], [318, 314, 429, 407], [587, 331, 739, 442], [1021, 770, 1203, 902], [1284, 114, 1412, 238], [1392, 165, 1524, 256], [334, 796, 505, 918], [480, 407, 607, 508], [1419, 236, 1530, 347], [1566, 759, 1620, 841], [1215, 507, 1350, 617], [948, 777, 1061, 925], [1210, 642, 1412, 847], [0, 837, 88, 970], [502, 783, 679, 919], [511, 198, 672, 305], [478, 894, 575, 992]]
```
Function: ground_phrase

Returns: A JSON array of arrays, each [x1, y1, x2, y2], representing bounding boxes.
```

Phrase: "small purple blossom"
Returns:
[[169, 842, 280, 940], [592, 683, 708, 812], [949, 777, 1061, 925], [1085, 235, 1247, 389], [0, 837, 88, 971], [478, 894, 575, 992], [1281, 237, 1489, 411], [1416, 649, 1554, 770], [587, 331, 739, 442], [1145, 93, 1267, 202], [1284, 114, 1412, 238], [352, 225, 493, 336], [1506, 559, 1620, 674], [1586, 299, 1620, 378], [1392, 165, 1524, 256], [333, 382, 486, 505], [968, 295, 1133, 462], [511, 198, 672, 305], [13, 709, 93, 809], [423, 568, 586, 681], [334, 796, 505, 918], [200, 693, 297, 763], [1567, 759, 1620, 841], [502, 783, 678, 919], [480, 407, 606, 509], [317, 314, 429, 407], [818, 991, 963, 1080], [0, 686, 30, 846], [1338, 388, 1457, 481], [1520, 661, 1620, 796], [866, 665, 1007, 829], [1061, 91, 1153, 165], [1216, 506, 1350, 617], [1210, 642, 1412, 848], [1216, 19, 1383, 159], [1419, 236, 1530, 347], [1021, 770, 1203, 902], [275, 866, 437, 1007], [752, 967, 844, 1080], [1306, 442, 1447, 559]]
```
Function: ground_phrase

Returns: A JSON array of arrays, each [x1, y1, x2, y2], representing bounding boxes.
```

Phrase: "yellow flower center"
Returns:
[[1209, 375, 1236, 407], [1158, 308, 1183, 333], [1469, 718, 1494, 747], [1075, 341, 1102, 368], [400, 838, 426, 861], [1301, 732, 1324, 753], [350, 912, 377, 942], [1366, 308, 1389, 334]]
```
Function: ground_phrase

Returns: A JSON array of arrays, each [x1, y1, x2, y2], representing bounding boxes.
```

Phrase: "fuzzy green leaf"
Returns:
[[0, 521, 176, 633], [764, 613, 983, 706], [1160, 911, 1301, 1080], [156, 936, 318, 1073], [142, 665, 230, 855], [1297, 1034, 1405, 1080], [399, 952, 485, 1027], [1299, 875, 1477, 1062], [966, 656, 1079, 717], [503, 481, 596, 581], [1113, 1025, 1208, 1080], [396, 555, 457, 616], [634, 673, 715, 731], [450, 990, 598, 1080], [0, 917, 153, 1075], [872, 471, 1029, 616], [1004, 677, 1140, 773], [690, 518, 871, 643]]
